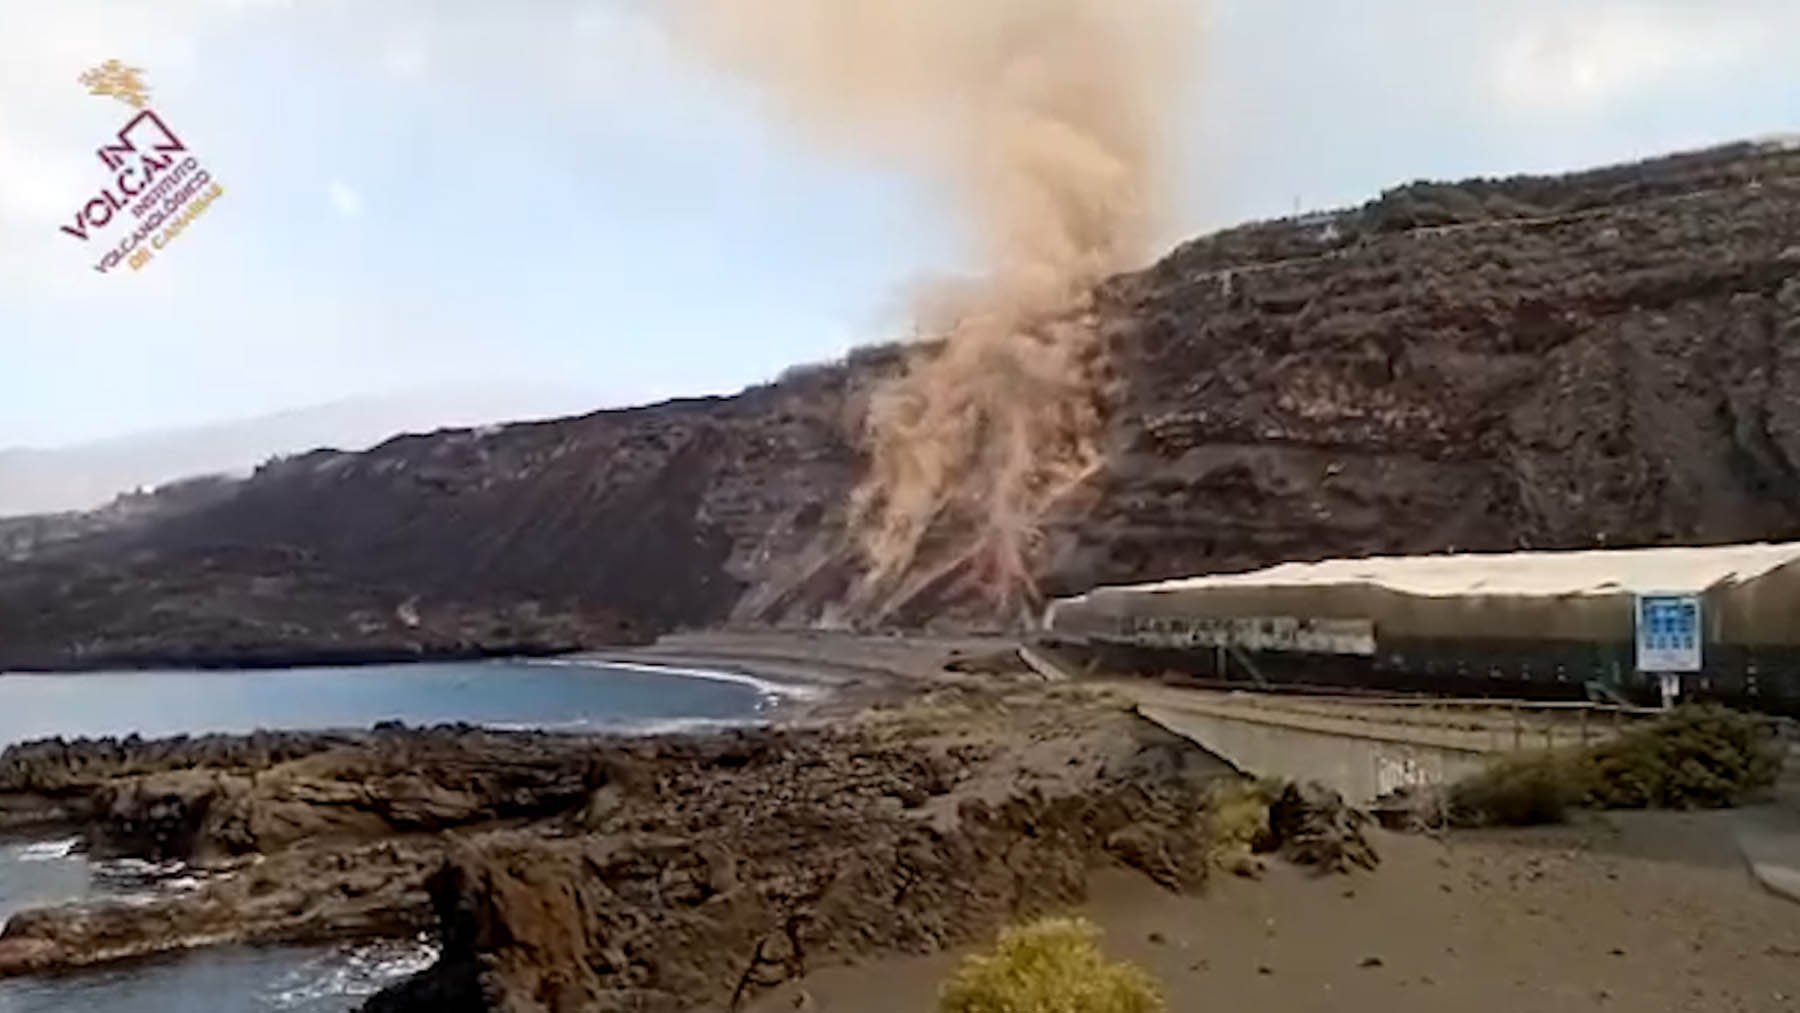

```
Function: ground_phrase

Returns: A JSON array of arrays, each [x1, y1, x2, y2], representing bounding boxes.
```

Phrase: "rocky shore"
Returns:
[[0, 684, 1371, 1011]]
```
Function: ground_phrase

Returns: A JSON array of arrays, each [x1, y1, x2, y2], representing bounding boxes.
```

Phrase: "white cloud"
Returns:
[[1489, 3, 1772, 113], [0, 134, 81, 221], [381, 38, 429, 80], [327, 178, 363, 218]]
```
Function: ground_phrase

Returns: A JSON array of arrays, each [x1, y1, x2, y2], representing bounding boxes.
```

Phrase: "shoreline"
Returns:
[[0, 646, 1144, 1001], [0, 631, 1072, 1008], [579, 628, 1029, 721], [524, 656, 829, 704], [0, 635, 988, 751], [0, 654, 817, 748]]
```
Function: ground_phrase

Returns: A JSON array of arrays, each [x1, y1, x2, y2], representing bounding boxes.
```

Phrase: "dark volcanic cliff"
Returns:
[[8, 140, 1800, 665], [1054, 139, 1800, 592]]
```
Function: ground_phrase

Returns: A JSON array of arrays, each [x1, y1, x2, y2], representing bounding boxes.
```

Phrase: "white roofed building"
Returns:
[[1044, 542, 1800, 713]]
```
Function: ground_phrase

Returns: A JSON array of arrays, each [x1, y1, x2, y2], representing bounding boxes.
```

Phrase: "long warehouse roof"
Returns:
[[1076, 541, 1800, 600]]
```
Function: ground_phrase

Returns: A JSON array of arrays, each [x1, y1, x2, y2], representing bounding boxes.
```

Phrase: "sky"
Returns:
[[4, 0, 1800, 451]]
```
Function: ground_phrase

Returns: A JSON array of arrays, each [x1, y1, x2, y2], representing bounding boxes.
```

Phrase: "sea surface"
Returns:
[[0, 657, 784, 747], [0, 657, 791, 1012]]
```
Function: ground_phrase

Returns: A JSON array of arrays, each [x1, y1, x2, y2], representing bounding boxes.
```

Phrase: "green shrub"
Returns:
[[1573, 705, 1781, 809], [1447, 706, 1783, 826], [938, 917, 1164, 1013]]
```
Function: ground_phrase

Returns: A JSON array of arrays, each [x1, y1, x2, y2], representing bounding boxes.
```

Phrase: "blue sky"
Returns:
[[5, 0, 1800, 449]]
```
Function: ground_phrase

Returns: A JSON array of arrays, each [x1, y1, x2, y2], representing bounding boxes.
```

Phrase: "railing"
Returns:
[[1184, 689, 1664, 754]]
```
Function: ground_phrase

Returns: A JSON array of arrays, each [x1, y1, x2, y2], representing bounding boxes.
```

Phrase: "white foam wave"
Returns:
[[482, 717, 595, 734], [96, 856, 187, 877], [617, 715, 768, 736], [93, 856, 197, 895], [531, 657, 827, 702], [482, 714, 770, 737], [13, 837, 79, 862], [263, 936, 440, 1008]]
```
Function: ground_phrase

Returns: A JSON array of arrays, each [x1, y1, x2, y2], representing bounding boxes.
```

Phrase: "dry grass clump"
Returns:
[[1447, 751, 1575, 827]]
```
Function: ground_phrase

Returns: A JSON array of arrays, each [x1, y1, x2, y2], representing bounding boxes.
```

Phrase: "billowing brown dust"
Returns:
[[671, 0, 1193, 623]]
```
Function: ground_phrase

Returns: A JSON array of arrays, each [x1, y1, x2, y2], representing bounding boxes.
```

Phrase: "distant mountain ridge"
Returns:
[[0, 385, 611, 518]]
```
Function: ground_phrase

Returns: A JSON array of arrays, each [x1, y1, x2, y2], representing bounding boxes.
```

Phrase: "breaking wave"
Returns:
[[12, 838, 79, 863], [261, 936, 441, 1009], [524, 657, 828, 703]]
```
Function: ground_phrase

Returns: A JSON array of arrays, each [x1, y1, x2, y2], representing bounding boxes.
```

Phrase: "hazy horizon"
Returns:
[[0, 381, 617, 516]]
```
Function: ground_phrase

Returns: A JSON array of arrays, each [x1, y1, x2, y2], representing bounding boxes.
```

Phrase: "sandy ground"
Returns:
[[744, 810, 1800, 1013]]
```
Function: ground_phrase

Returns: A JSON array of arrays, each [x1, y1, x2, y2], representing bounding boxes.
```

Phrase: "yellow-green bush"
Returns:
[[938, 917, 1164, 1013], [1204, 778, 1274, 864]]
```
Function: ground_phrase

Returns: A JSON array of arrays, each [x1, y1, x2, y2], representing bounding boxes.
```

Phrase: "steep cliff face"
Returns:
[[0, 365, 874, 667], [1046, 139, 1800, 598], [7, 141, 1800, 664]]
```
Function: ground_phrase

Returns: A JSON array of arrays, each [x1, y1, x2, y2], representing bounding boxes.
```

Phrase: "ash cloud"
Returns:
[[670, 0, 1196, 622]]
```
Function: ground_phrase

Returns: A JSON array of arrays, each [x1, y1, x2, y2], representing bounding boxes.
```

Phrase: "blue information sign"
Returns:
[[1635, 594, 1702, 673]]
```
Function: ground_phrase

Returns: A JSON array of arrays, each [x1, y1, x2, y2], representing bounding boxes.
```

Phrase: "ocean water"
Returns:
[[0, 657, 783, 748], [0, 829, 434, 1013], [0, 658, 789, 1012]]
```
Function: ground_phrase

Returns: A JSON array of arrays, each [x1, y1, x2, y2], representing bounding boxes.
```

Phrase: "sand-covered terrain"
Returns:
[[748, 810, 1800, 1013]]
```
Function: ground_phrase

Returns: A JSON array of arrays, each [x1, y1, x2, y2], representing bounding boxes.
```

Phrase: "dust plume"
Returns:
[[671, 0, 1193, 623]]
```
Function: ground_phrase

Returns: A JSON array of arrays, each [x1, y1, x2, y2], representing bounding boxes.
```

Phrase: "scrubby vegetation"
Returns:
[[938, 917, 1164, 1013], [1578, 706, 1784, 808], [1447, 751, 1576, 827], [1203, 778, 1275, 867], [1448, 706, 1783, 827]]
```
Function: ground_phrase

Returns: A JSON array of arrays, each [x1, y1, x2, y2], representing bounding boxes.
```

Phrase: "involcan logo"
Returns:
[[61, 61, 226, 274]]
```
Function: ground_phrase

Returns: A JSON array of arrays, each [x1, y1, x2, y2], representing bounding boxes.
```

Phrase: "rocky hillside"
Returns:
[[1054, 138, 1800, 593], [7, 140, 1800, 665]]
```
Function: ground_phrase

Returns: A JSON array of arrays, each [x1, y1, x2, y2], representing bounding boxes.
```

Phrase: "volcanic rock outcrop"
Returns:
[[0, 691, 1279, 1013]]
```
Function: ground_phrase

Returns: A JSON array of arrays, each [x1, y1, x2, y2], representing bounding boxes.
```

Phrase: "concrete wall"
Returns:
[[1137, 703, 1491, 803]]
